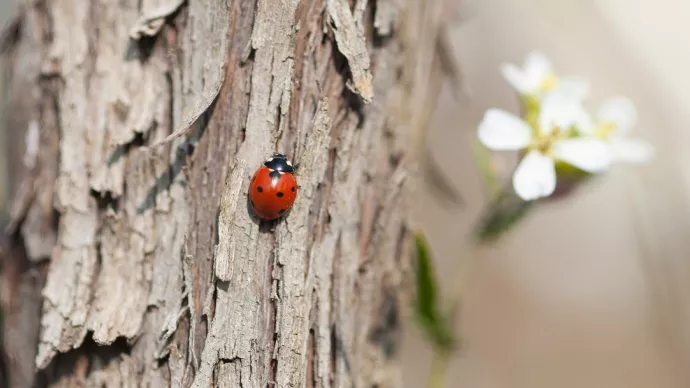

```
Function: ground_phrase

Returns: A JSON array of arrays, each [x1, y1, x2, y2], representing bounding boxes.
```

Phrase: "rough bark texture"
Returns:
[[0, 0, 451, 386]]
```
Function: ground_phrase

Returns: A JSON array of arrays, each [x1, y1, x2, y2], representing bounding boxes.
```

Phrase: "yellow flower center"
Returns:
[[596, 122, 618, 139], [529, 126, 569, 156], [538, 73, 558, 92]]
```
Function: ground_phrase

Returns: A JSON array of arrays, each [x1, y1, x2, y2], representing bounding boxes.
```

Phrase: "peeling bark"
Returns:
[[327, 0, 373, 102], [1, 0, 452, 386]]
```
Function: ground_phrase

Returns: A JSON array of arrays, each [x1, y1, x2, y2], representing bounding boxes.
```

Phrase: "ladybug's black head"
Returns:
[[264, 153, 295, 173]]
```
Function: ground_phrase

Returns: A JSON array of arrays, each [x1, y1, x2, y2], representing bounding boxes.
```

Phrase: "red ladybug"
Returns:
[[249, 153, 298, 221]]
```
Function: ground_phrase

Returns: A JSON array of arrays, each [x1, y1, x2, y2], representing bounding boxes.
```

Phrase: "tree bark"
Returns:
[[0, 0, 450, 386]]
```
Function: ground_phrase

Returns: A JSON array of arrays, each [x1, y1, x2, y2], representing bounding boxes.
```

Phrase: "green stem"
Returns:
[[425, 241, 476, 388], [471, 139, 501, 199], [427, 348, 450, 388], [474, 184, 533, 243], [425, 186, 533, 388]]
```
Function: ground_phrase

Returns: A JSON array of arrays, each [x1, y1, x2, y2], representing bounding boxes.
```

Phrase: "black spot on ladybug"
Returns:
[[269, 170, 281, 180], [279, 209, 286, 214], [257, 186, 263, 193], [277, 192, 284, 198], [291, 186, 295, 192]]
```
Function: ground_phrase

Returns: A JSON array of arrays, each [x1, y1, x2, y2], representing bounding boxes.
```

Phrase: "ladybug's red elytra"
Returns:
[[249, 153, 298, 221]]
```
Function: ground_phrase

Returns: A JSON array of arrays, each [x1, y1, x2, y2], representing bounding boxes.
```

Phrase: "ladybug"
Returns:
[[249, 153, 298, 221]]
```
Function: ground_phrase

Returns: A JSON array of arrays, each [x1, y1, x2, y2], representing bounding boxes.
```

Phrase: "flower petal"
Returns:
[[523, 51, 553, 85], [500, 63, 529, 94], [555, 76, 590, 100], [512, 150, 557, 201], [500, 52, 553, 95], [610, 138, 655, 163], [553, 138, 613, 173], [539, 89, 592, 135], [598, 96, 637, 135], [478, 109, 532, 150]]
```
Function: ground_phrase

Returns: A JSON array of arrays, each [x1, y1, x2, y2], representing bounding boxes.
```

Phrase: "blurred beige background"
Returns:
[[404, 0, 690, 387]]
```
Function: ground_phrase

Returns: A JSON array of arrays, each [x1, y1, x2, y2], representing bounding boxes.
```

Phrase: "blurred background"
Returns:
[[403, 0, 690, 387], [3, 0, 690, 387]]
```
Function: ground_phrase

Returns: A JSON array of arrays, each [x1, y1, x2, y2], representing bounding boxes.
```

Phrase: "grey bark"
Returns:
[[0, 0, 451, 386]]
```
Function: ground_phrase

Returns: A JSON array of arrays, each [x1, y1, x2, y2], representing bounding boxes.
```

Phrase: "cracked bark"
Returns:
[[0, 0, 451, 386]]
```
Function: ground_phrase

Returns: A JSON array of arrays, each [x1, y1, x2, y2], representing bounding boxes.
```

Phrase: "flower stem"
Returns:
[[427, 347, 450, 388], [425, 241, 477, 388], [425, 185, 532, 388]]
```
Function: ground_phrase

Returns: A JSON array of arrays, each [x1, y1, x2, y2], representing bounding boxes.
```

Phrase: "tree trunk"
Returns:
[[0, 0, 450, 386]]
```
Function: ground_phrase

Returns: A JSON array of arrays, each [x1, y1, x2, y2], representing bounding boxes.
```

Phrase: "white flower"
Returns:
[[478, 90, 612, 201], [579, 96, 655, 164], [500, 51, 589, 100]]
